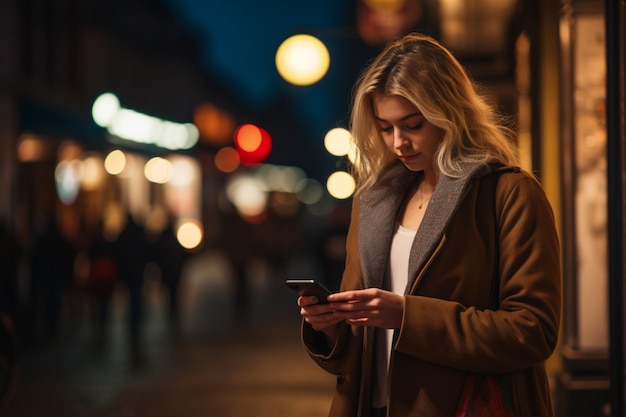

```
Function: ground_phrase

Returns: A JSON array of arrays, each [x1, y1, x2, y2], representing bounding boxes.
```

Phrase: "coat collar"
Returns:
[[357, 160, 492, 290]]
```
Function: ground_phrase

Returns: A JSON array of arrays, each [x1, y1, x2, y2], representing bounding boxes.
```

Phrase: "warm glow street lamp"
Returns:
[[275, 34, 330, 86]]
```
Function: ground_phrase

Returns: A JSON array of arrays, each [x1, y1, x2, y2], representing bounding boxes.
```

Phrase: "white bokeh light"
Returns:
[[326, 171, 356, 200], [226, 175, 268, 217], [170, 157, 196, 187], [324, 127, 352, 156], [144, 157, 173, 184], [92, 92, 120, 127]]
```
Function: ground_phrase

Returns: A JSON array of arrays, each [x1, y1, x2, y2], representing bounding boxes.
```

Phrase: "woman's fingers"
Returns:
[[328, 289, 382, 312], [328, 289, 404, 329], [297, 295, 320, 307], [298, 296, 343, 333], [327, 288, 379, 302], [299, 289, 404, 329]]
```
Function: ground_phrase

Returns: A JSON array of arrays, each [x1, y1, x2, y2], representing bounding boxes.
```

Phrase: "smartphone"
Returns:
[[285, 279, 333, 304]]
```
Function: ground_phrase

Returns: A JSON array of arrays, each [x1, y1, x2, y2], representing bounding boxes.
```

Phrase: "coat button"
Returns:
[[336, 373, 345, 384]]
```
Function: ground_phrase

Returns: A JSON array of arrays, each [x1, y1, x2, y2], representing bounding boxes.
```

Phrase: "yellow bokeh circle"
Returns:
[[275, 34, 330, 86]]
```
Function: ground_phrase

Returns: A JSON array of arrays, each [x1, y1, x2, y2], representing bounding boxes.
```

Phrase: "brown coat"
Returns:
[[303, 162, 561, 417]]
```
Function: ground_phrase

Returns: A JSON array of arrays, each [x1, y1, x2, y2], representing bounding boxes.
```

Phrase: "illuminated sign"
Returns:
[[92, 92, 199, 150]]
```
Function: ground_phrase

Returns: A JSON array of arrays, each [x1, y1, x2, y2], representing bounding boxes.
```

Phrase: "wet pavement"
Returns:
[[4, 251, 335, 417]]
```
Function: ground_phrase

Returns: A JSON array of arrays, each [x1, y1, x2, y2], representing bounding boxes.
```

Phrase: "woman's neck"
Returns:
[[420, 169, 438, 196]]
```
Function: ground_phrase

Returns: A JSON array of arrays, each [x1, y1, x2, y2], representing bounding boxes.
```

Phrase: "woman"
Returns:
[[297, 33, 561, 417]]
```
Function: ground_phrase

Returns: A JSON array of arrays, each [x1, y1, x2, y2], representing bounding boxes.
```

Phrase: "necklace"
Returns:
[[418, 184, 431, 209]]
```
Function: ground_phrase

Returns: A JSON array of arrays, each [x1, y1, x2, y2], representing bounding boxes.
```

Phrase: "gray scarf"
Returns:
[[357, 161, 491, 293]]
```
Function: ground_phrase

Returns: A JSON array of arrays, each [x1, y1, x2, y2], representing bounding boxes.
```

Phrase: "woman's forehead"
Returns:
[[373, 94, 420, 117]]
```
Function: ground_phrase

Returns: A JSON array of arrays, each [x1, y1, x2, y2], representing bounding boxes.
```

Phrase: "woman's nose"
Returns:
[[394, 131, 408, 149]]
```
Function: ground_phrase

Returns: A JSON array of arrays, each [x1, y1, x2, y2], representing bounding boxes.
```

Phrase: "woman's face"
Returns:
[[373, 94, 442, 173]]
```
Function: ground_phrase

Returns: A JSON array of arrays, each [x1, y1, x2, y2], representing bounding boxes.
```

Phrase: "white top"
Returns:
[[372, 223, 416, 408]]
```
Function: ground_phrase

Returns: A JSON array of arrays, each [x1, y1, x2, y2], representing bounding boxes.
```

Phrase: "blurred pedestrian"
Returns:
[[29, 217, 76, 341], [114, 214, 149, 355], [153, 218, 188, 323], [221, 210, 256, 322], [85, 222, 119, 348]]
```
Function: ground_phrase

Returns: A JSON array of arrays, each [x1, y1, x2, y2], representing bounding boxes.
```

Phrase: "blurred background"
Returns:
[[0, 0, 624, 416]]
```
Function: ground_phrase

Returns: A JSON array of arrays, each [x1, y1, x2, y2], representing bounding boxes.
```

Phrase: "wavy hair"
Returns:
[[349, 33, 519, 193]]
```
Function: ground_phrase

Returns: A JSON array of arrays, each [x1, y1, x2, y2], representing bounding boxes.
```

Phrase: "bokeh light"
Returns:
[[92, 92, 120, 127], [226, 174, 268, 217], [17, 134, 49, 162], [275, 34, 330, 86], [193, 102, 236, 146], [234, 124, 272, 166], [104, 149, 126, 175], [103, 202, 125, 241], [176, 219, 203, 250], [92, 92, 199, 150], [236, 124, 262, 152], [81, 155, 105, 191], [326, 171, 356, 200], [347, 143, 358, 164], [214, 147, 240, 173], [58, 140, 83, 161], [255, 164, 306, 193], [357, 0, 421, 46], [170, 157, 195, 187], [295, 178, 324, 205], [144, 157, 173, 184], [55, 159, 82, 205], [324, 127, 352, 156]]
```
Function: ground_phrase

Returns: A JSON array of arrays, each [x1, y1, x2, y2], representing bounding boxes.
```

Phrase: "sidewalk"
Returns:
[[5, 251, 335, 417]]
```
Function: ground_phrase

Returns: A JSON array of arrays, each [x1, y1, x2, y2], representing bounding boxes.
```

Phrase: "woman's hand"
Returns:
[[328, 288, 405, 329], [298, 288, 405, 345], [298, 296, 343, 343]]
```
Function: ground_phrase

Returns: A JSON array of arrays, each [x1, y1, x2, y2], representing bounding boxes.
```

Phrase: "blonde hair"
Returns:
[[350, 33, 519, 193]]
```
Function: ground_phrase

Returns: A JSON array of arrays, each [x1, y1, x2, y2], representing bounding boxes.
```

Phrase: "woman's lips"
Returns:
[[398, 153, 420, 163]]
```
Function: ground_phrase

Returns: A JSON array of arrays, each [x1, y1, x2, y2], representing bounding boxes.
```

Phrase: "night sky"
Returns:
[[161, 0, 380, 179]]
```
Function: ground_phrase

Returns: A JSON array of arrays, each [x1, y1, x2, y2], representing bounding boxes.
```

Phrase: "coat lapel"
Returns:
[[358, 163, 416, 289], [358, 161, 490, 292]]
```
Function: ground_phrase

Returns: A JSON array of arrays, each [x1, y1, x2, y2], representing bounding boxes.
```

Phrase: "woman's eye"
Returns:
[[379, 126, 392, 133], [408, 122, 423, 130]]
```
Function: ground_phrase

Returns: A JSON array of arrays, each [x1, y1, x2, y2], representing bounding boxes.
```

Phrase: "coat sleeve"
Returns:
[[395, 172, 562, 373], [302, 199, 365, 375]]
